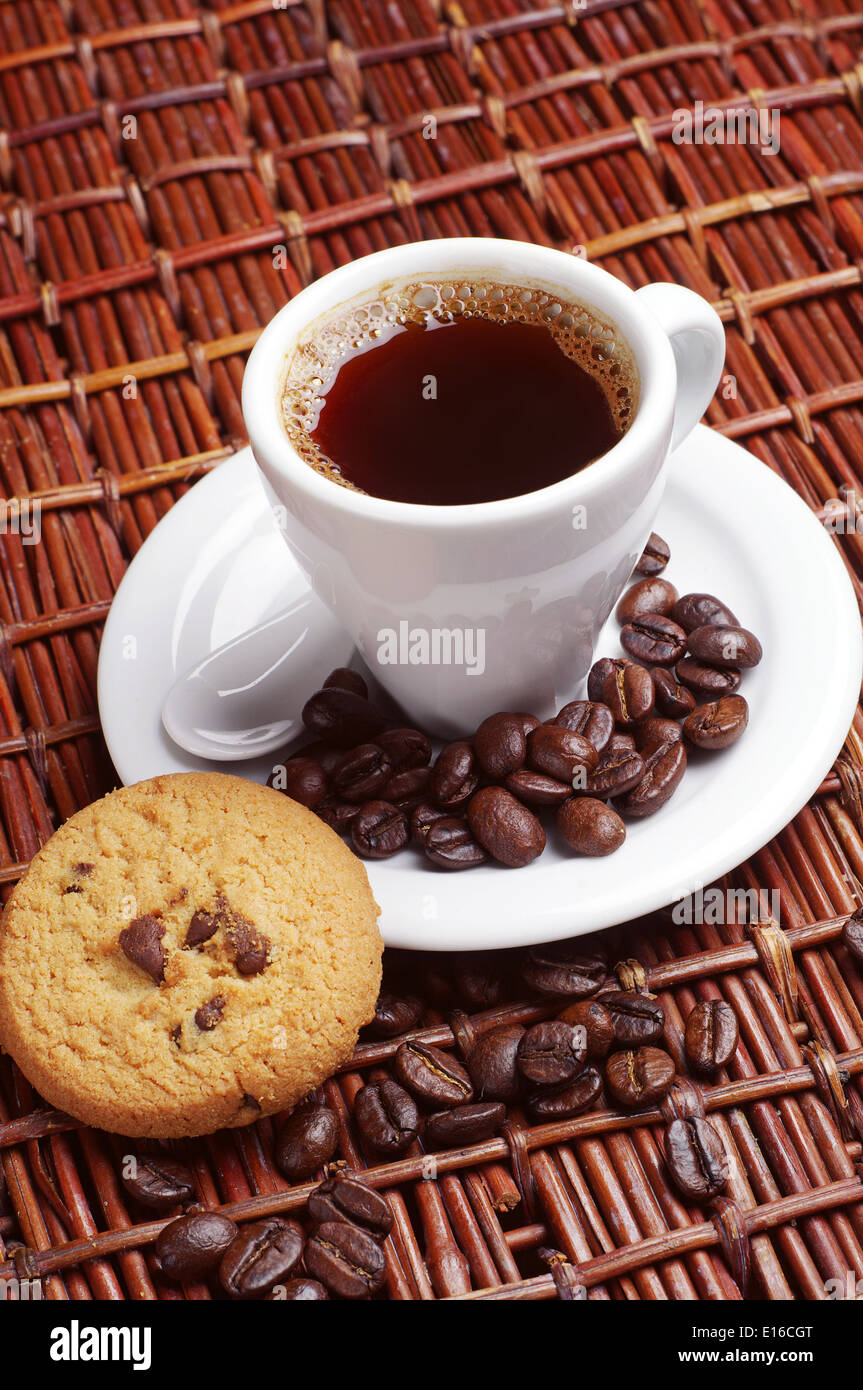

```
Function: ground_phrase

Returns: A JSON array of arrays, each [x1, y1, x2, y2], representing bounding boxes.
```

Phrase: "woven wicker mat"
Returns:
[[1, 0, 863, 1304]]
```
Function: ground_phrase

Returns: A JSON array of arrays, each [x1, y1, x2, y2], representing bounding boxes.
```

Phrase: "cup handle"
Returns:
[[634, 283, 725, 450]]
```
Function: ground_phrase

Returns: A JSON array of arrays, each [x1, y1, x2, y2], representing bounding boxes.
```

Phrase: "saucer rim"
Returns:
[[98, 430, 863, 951]]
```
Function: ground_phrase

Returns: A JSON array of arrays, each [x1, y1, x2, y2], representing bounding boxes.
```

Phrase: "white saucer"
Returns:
[[98, 430, 862, 951]]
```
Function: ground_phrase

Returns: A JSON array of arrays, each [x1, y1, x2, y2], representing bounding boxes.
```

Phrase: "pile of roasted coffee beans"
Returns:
[[122, 1151, 391, 1300], [512, 943, 738, 1200], [270, 533, 761, 868], [116, 936, 748, 1298]]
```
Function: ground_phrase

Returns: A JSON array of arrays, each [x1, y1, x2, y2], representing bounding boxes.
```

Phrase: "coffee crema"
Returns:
[[280, 279, 639, 506]]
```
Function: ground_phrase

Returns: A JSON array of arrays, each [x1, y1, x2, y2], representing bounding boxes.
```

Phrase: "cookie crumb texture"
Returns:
[[0, 773, 382, 1137]]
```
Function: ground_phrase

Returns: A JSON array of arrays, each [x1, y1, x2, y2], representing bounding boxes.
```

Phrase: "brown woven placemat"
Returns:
[[1, 0, 863, 1302]]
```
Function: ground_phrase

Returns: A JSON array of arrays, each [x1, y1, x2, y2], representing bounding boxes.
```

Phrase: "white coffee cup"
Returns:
[[243, 238, 724, 738]]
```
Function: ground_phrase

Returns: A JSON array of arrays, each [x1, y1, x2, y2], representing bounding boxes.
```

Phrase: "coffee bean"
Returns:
[[688, 624, 762, 669], [634, 532, 670, 575], [527, 725, 598, 782], [618, 740, 686, 817], [664, 1117, 729, 1200], [467, 1024, 525, 1102], [599, 990, 665, 1046], [366, 990, 423, 1039], [302, 687, 387, 747], [526, 1067, 602, 1120], [272, 1278, 329, 1301], [275, 1104, 340, 1181], [425, 816, 487, 870], [269, 757, 328, 809], [520, 944, 607, 999], [424, 1101, 506, 1149], [305, 1221, 386, 1299], [155, 1212, 238, 1281], [220, 1219, 305, 1299], [382, 766, 431, 809], [354, 1079, 419, 1155], [602, 664, 654, 726], [451, 954, 507, 1010], [316, 799, 360, 833], [557, 1000, 614, 1061], [616, 577, 679, 623], [429, 741, 479, 809], [651, 668, 696, 718], [684, 999, 739, 1073], [557, 797, 625, 856], [587, 656, 632, 704], [122, 1155, 194, 1210], [474, 712, 527, 778], [467, 786, 546, 867], [587, 747, 645, 798], [288, 740, 343, 775], [375, 727, 432, 773], [504, 769, 572, 806], [550, 700, 615, 754], [672, 592, 739, 634], [683, 695, 748, 750], [401, 964, 448, 1009], [332, 743, 393, 802], [621, 614, 687, 666], [676, 657, 741, 697], [351, 800, 409, 858], [634, 716, 683, 755], [394, 1041, 474, 1108], [307, 1177, 393, 1240], [323, 667, 368, 699], [605, 1046, 675, 1107], [517, 1021, 586, 1086], [842, 909, 863, 965], [607, 732, 636, 755], [515, 713, 542, 737], [410, 801, 448, 845]]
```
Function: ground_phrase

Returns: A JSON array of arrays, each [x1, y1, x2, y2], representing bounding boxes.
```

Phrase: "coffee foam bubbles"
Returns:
[[280, 279, 640, 492]]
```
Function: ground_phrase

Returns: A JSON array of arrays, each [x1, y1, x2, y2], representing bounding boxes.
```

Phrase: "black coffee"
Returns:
[[281, 280, 637, 505]]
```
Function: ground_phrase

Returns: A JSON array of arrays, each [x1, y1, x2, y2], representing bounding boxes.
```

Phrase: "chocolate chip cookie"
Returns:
[[0, 772, 382, 1137]]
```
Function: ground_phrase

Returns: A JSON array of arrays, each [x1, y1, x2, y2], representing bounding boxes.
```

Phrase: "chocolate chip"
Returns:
[[119, 914, 166, 984], [194, 996, 225, 1031], [226, 914, 271, 976], [184, 894, 271, 974], [185, 906, 220, 948], [64, 862, 94, 894], [169, 1024, 181, 1046]]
